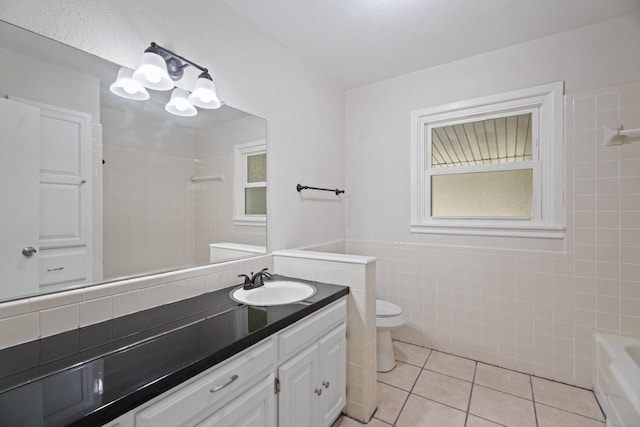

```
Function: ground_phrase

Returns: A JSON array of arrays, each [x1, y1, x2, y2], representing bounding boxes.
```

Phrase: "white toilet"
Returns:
[[376, 299, 406, 372]]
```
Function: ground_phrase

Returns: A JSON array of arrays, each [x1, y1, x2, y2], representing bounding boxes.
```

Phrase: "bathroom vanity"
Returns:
[[0, 277, 348, 427]]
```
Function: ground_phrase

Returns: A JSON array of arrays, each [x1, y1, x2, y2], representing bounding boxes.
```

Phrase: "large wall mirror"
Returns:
[[0, 21, 267, 301]]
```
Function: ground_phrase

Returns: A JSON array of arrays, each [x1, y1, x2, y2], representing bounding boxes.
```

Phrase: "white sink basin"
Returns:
[[230, 281, 317, 306]]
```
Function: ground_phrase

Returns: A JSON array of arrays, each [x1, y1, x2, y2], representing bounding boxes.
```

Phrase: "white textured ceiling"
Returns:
[[223, 0, 640, 89]]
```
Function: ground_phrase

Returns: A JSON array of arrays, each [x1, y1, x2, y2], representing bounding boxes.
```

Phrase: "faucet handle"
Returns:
[[261, 268, 273, 280], [237, 274, 252, 285], [250, 268, 272, 288]]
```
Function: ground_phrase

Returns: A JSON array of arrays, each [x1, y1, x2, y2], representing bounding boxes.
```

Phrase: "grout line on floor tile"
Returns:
[[372, 415, 392, 426], [534, 402, 606, 423], [467, 415, 510, 427], [389, 346, 434, 426], [464, 361, 478, 426], [407, 393, 471, 420], [530, 375, 539, 427], [426, 348, 488, 367], [422, 367, 474, 384], [468, 382, 533, 402], [474, 383, 534, 403], [376, 379, 411, 394], [475, 360, 542, 381]]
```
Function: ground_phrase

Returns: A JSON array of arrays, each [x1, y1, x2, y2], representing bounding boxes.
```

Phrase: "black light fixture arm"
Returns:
[[148, 42, 212, 80], [296, 184, 345, 196]]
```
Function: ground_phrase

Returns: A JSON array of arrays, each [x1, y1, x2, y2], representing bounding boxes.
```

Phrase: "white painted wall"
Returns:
[[345, 14, 640, 387], [345, 13, 640, 246], [0, 47, 100, 120], [0, 0, 346, 252]]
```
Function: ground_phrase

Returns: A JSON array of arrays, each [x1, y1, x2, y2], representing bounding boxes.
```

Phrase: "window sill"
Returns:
[[410, 223, 565, 239], [233, 218, 266, 227]]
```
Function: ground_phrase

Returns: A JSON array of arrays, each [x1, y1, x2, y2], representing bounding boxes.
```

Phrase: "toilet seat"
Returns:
[[376, 299, 402, 318], [376, 300, 405, 329]]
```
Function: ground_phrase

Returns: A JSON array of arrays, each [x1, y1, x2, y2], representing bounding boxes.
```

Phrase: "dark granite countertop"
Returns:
[[0, 276, 348, 427]]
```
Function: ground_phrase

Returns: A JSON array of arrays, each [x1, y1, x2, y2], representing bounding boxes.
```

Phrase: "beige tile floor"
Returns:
[[334, 341, 605, 427]]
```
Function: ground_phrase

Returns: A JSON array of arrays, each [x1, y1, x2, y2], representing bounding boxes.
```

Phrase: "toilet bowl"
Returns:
[[376, 299, 406, 372]]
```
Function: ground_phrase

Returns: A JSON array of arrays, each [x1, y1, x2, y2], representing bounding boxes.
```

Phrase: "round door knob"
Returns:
[[322, 380, 330, 389], [315, 387, 322, 396], [22, 246, 37, 257]]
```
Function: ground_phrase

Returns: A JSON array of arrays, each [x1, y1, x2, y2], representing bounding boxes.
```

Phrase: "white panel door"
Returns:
[[10, 96, 93, 287], [318, 325, 347, 427], [0, 98, 40, 299], [278, 344, 319, 427]]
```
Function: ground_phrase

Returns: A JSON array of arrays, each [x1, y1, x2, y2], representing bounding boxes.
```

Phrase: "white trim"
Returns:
[[272, 249, 377, 265], [233, 139, 266, 227], [410, 82, 564, 239]]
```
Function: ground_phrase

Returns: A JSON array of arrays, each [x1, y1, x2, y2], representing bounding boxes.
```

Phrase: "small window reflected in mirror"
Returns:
[[234, 140, 267, 225], [247, 153, 267, 183]]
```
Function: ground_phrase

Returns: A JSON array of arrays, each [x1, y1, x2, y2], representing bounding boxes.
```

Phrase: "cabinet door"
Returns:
[[278, 344, 319, 427], [318, 324, 347, 427], [197, 374, 275, 427]]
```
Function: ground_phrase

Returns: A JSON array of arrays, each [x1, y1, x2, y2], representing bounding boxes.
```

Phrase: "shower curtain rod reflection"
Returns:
[[296, 184, 345, 196]]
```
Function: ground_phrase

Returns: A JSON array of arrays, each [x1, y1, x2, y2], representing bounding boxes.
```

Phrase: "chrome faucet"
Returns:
[[238, 268, 273, 290]]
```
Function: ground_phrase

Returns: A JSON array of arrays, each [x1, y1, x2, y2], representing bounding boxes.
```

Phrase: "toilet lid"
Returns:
[[377, 300, 402, 318]]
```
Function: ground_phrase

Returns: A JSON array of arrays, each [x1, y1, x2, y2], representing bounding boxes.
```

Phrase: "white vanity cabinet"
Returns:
[[135, 339, 276, 427], [277, 300, 347, 427], [101, 297, 346, 427]]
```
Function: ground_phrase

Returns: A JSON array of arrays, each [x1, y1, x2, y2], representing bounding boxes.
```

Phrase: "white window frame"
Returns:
[[233, 139, 266, 227], [410, 82, 564, 239]]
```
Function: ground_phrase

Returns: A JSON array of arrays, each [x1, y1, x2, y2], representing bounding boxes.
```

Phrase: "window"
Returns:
[[233, 140, 266, 226], [410, 82, 564, 238]]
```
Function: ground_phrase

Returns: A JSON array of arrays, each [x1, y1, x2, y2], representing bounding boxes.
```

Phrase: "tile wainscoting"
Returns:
[[347, 81, 640, 389]]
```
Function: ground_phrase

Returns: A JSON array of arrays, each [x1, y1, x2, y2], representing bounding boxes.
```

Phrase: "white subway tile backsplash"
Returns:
[[29, 289, 84, 312], [84, 281, 129, 300], [40, 305, 79, 337], [0, 299, 30, 320], [79, 297, 112, 327], [112, 290, 141, 317], [0, 313, 39, 348], [127, 275, 165, 290]]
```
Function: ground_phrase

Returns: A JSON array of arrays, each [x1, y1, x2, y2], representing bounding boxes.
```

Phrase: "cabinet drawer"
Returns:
[[279, 299, 346, 362], [135, 339, 275, 427], [196, 374, 276, 427], [39, 249, 87, 286]]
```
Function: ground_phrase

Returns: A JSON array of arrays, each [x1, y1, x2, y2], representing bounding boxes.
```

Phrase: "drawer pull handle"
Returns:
[[315, 387, 322, 396], [210, 374, 238, 393], [322, 380, 330, 389], [47, 267, 65, 272]]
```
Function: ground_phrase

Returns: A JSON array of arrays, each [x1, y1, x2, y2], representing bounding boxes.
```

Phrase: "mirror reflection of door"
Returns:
[[10, 97, 93, 294], [0, 98, 40, 298]]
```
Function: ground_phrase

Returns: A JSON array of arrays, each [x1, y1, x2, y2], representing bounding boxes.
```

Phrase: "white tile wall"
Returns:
[[347, 80, 640, 389], [102, 144, 197, 279]]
